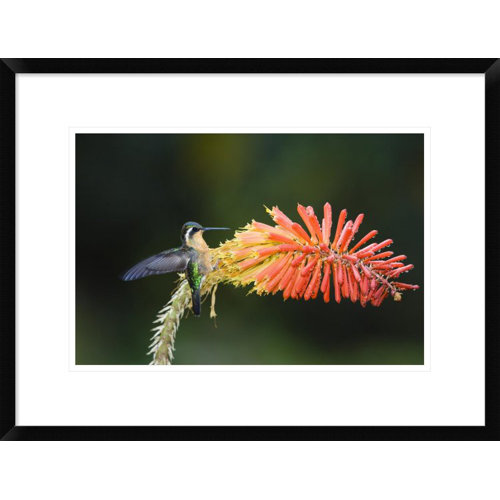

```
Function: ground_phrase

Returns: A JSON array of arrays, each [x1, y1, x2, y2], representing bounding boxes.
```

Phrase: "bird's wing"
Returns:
[[121, 248, 190, 281]]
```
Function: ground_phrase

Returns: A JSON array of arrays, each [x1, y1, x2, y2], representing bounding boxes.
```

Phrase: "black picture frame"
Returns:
[[1, 58, 498, 441]]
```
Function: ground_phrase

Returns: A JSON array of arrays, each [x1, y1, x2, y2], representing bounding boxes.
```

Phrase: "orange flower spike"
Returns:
[[337, 262, 344, 284], [341, 265, 350, 298], [293, 277, 307, 299], [270, 206, 295, 231], [373, 285, 385, 301], [253, 260, 276, 282], [352, 278, 359, 303], [256, 244, 299, 257], [332, 262, 341, 303], [340, 223, 355, 253], [231, 247, 259, 259], [336, 220, 353, 251], [319, 243, 330, 253], [371, 293, 381, 307], [295, 264, 313, 298], [267, 232, 298, 245], [256, 225, 295, 241], [344, 213, 364, 250], [355, 243, 377, 258], [303, 275, 316, 301], [388, 264, 414, 277], [265, 254, 294, 293], [290, 222, 314, 244], [375, 290, 389, 307], [301, 255, 319, 277], [393, 282, 420, 290], [238, 232, 269, 244], [251, 221, 278, 232], [346, 268, 353, 301], [237, 261, 272, 283], [291, 253, 307, 267], [339, 221, 354, 250], [310, 263, 322, 300], [360, 274, 369, 296], [350, 263, 361, 282], [343, 254, 358, 264], [289, 264, 302, 300], [384, 255, 407, 264], [323, 278, 331, 303], [306, 205, 324, 243], [304, 260, 321, 301], [297, 204, 318, 243], [332, 209, 347, 248], [216, 202, 417, 306], [279, 257, 297, 291], [351, 213, 364, 234], [320, 260, 331, 293], [283, 275, 294, 300], [292, 260, 309, 298], [350, 229, 378, 254], [322, 202, 333, 244], [359, 262, 372, 278], [347, 268, 358, 302], [238, 255, 268, 271], [364, 251, 393, 262], [255, 254, 287, 282], [281, 269, 297, 298], [370, 239, 393, 253], [370, 261, 393, 268]]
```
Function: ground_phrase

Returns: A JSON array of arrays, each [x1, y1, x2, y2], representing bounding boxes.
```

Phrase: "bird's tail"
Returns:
[[191, 287, 201, 317]]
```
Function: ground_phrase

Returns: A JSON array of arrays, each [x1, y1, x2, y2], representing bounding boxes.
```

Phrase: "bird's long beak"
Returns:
[[202, 227, 231, 231]]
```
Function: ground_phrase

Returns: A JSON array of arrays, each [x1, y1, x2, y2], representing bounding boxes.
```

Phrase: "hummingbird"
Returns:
[[121, 222, 230, 316]]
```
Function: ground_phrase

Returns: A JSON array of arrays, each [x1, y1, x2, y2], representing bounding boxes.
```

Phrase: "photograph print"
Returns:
[[76, 132, 424, 365]]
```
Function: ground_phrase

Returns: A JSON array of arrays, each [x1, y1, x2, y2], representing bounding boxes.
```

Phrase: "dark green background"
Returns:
[[76, 133, 424, 365]]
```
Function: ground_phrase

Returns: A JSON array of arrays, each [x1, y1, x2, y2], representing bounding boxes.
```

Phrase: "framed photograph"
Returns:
[[1, 59, 498, 439]]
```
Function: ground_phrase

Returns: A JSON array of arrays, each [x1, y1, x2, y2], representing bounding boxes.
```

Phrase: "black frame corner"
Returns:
[[1, 58, 499, 441]]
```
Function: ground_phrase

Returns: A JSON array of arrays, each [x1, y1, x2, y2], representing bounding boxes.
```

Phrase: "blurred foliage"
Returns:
[[76, 133, 424, 364]]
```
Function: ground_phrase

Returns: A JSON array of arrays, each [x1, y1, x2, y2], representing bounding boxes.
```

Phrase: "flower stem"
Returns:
[[149, 279, 192, 365], [148, 272, 223, 365]]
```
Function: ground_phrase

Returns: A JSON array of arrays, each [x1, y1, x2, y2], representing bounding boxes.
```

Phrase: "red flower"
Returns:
[[216, 203, 419, 307]]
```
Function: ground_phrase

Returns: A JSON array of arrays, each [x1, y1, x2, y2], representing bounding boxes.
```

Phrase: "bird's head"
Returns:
[[181, 221, 230, 247]]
